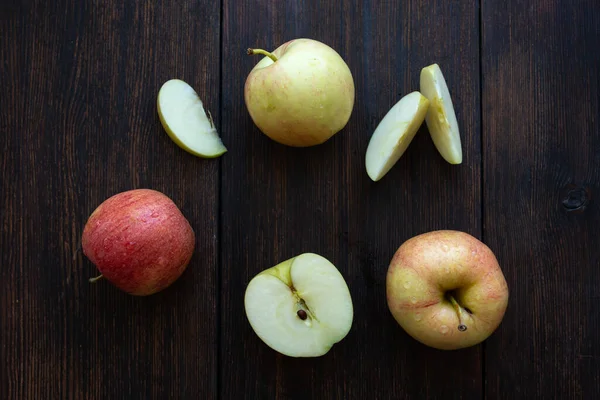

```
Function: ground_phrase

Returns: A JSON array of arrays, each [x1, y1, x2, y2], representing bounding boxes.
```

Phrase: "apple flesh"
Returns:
[[157, 79, 227, 158], [386, 230, 508, 350], [244, 38, 355, 147], [419, 64, 462, 164], [81, 189, 195, 296], [244, 253, 354, 357], [365, 91, 430, 181]]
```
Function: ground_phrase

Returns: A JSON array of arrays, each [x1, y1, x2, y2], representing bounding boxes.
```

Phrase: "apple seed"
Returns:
[[297, 310, 308, 320]]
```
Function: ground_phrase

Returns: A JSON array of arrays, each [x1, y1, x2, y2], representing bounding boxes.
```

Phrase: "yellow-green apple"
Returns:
[[386, 230, 508, 350], [244, 38, 355, 147], [81, 189, 195, 296], [157, 79, 227, 158], [244, 253, 354, 357], [365, 91, 430, 181], [419, 64, 462, 164]]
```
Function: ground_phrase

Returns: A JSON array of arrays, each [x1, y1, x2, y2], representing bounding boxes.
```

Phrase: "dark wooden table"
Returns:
[[2, 1, 599, 399]]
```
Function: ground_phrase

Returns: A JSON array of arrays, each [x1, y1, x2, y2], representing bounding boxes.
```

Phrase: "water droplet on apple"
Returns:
[[403, 281, 411, 289], [440, 325, 449, 334], [410, 297, 417, 304], [471, 250, 477, 256], [151, 212, 159, 218], [414, 313, 422, 321]]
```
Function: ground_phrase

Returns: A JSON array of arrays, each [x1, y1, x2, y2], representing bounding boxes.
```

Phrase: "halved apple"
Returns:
[[419, 64, 462, 164], [157, 79, 227, 158], [365, 91, 430, 181], [244, 253, 354, 357]]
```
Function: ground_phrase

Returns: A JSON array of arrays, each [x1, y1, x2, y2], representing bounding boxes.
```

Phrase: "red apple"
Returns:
[[386, 230, 509, 350], [81, 189, 195, 296]]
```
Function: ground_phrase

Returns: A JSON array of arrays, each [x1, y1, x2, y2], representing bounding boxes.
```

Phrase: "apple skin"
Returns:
[[244, 38, 355, 147], [386, 230, 509, 350], [244, 253, 354, 357], [157, 79, 227, 159], [81, 189, 195, 296]]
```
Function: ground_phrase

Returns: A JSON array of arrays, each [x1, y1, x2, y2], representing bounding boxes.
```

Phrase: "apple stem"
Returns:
[[89, 274, 104, 283], [247, 48, 278, 62], [448, 295, 468, 332]]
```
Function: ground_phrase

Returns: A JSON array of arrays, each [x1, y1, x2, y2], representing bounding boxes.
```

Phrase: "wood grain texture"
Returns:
[[220, 1, 481, 399], [219, 2, 350, 399], [3, 0, 599, 398], [340, 1, 483, 398], [0, 1, 220, 398], [482, 0, 600, 398]]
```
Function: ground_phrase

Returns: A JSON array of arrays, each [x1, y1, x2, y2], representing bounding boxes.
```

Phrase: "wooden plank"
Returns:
[[482, 0, 600, 398], [0, 1, 220, 398], [220, 0, 482, 398], [340, 1, 483, 398], [219, 2, 349, 398]]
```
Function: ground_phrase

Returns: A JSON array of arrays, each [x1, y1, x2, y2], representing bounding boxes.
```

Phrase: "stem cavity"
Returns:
[[247, 48, 278, 62]]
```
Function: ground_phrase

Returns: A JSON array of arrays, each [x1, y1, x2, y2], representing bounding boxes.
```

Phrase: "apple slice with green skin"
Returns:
[[244, 253, 354, 357], [157, 79, 227, 158], [420, 64, 462, 164], [365, 91, 430, 181]]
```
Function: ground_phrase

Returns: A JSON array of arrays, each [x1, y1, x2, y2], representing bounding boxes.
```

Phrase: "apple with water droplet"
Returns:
[[386, 230, 509, 350], [244, 38, 355, 147], [81, 189, 195, 296]]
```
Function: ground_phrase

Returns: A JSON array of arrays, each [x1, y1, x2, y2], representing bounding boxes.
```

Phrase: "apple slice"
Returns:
[[365, 91, 430, 181], [157, 79, 227, 158], [244, 253, 354, 357], [419, 64, 462, 164]]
